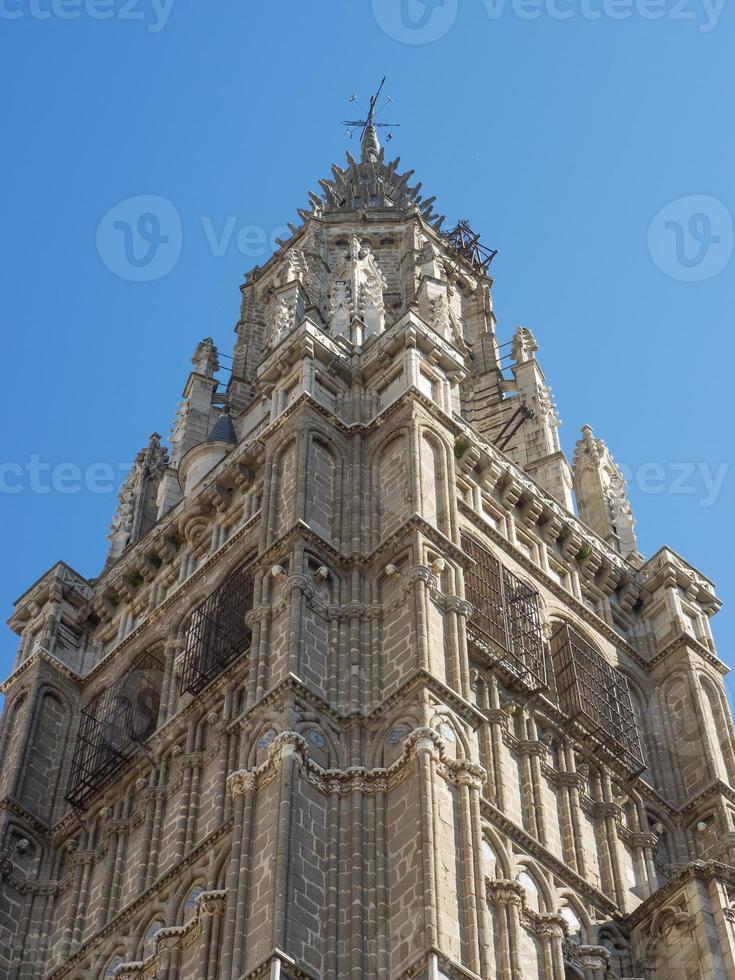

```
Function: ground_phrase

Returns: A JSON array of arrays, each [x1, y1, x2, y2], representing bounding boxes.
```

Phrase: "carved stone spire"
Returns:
[[361, 120, 381, 163], [191, 336, 219, 377], [573, 424, 638, 557], [501, 325, 574, 510], [156, 338, 223, 518], [328, 235, 387, 345], [107, 433, 169, 564]]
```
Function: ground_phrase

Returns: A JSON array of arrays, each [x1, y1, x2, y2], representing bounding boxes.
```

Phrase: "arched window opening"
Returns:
[[517, 871, 540, 911], [481, 840, 497, 878], [560, 905, 583, 942], [105, 956, 124, 977], [184, 886, 204, 920], [143, 921, 163, 957]]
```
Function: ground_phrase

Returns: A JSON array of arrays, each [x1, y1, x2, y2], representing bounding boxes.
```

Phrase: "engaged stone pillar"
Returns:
[[222, 769, 256, 980], [488, 880, 525, 979]]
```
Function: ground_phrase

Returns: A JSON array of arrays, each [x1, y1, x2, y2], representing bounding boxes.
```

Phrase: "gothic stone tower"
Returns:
[[2, 124, 735, 980]]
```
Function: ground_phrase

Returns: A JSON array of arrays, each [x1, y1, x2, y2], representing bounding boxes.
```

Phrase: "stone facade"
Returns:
[[2, 126, 734, 980]]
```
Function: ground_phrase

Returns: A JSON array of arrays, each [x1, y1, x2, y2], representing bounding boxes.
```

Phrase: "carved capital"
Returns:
[[227, 769, 257, 798]]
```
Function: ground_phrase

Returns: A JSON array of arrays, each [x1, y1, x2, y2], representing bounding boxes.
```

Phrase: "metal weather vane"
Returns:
[[341, 76, 400, 142]]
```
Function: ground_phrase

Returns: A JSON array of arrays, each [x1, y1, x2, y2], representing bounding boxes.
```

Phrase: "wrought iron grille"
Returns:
[[550, 622, 645, 775], [65, 649, 163, 809], [179, 563, 254, 697], [461, 533, 546, 691]]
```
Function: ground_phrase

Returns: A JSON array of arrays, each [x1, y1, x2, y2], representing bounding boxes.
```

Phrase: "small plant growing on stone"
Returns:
[[454, 436, 471, 460]]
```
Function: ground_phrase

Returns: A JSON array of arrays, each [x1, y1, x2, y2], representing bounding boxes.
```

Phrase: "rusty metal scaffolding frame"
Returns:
[[550, 622, 645, 776], [445, 219, 498, 275], [179, 563, 254, 697], [461, 533, 546, 693], [65, 649, 163, 809]]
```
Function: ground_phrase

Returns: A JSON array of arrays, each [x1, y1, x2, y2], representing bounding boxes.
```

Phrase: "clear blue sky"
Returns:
[[1, 2, 733, 691]]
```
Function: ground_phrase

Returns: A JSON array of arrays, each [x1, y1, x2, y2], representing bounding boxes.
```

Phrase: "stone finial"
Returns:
[[191, 337, 219, 377], [573, 424, 637, 557], [281, 248, 308, 285], [108, 433, 170, 562], [361, 121, 381, 164], [511, 325, 539, 364]]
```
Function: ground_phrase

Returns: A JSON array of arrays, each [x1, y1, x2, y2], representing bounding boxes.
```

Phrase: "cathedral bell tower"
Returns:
[[1, 98, 733, 980]]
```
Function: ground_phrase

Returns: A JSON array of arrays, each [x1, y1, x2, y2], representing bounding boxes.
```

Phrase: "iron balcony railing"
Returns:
[[65, 649, 163, 809], [550, 622, 645, 776], [461, 533, 546, 692], [179, 563, 254, 697]]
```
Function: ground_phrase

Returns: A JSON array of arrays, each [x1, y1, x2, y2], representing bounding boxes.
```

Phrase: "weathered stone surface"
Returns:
[[0, 129, 732, 980]]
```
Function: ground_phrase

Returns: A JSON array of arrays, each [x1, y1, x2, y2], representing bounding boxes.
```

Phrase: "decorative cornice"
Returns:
[[45, 823, 233, 979], [228, 726, 486, 801], [0, 646, 83, 695], [240, 947, 317, 980], [399, 948, 483, 980], [112, 889, 227, 979], [647, 630, 727, 676], [624, 860, 735, 929], [480, 798, 618, 916]]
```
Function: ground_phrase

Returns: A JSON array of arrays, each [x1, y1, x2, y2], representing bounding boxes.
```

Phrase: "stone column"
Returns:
[[457, 772, 482, 975], [158, 635, 180, 726], [537, 919, 566, 980], [488, 881, 525, 979], [222, 769, 256, 980], [95, 806, 118, 930], [325, 779, 340, 980], [271, 737, 299, 953], [526, 724, 548, 847], [135, 777, 158, 895], [487, 677, 508, 811], [417, 735, 439, 952], [599, 770, 628, 911]]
